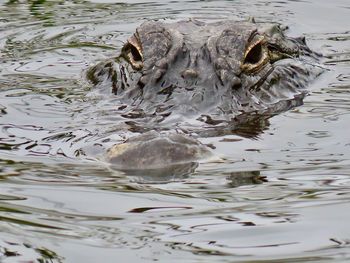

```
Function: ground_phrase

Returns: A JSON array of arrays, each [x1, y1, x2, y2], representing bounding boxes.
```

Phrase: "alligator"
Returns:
[[86, 19, 323, 174]]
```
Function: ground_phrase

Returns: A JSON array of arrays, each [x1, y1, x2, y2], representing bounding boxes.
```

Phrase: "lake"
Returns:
[[0, 0, 350, 262]]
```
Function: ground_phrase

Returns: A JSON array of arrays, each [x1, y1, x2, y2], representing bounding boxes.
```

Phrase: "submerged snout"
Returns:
[[106, 131, 212, 171]]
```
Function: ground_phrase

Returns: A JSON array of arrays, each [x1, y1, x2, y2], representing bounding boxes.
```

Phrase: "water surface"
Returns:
[[0, 0, 350, 262]]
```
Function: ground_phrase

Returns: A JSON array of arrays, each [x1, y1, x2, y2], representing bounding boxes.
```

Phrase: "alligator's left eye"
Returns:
[[241, 36, 269, 73], [122, 35, 144, 70]]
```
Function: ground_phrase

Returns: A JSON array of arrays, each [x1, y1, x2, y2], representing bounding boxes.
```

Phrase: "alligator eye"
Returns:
[[241, 36, 269, 73], [122, 35, 144, 70]]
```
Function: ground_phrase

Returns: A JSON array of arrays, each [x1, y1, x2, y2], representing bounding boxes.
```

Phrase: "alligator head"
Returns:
[[87, 19, 323, 173]]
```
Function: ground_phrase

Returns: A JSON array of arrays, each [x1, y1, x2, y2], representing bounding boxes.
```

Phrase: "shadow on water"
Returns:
[[118, 161, 266, 186], [6, 0, 54, 26], [227, 171, 267, 188]]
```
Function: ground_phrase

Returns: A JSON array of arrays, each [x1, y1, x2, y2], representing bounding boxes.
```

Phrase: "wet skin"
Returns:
[[87, 19, 323, 171]]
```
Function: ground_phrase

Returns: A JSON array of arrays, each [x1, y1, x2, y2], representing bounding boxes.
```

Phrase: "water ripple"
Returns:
[[0, 0, 350, 262]]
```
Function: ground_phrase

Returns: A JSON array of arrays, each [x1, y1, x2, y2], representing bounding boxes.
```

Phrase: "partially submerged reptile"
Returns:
[[87, 19, 322, 172]]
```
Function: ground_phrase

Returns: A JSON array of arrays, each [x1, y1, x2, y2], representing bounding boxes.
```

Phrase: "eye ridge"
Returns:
[[267, 43, 296, 63]]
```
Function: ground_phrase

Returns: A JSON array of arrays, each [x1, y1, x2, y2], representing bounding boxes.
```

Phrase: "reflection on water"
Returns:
[[0, 240, 64, 262], [1, 0, 350, 262]]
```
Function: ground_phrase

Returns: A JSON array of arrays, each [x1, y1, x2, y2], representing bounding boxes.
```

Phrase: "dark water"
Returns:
[[0, 0, 350, 262]]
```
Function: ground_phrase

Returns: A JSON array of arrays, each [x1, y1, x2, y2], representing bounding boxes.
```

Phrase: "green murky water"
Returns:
[[0, 0, 350, 262]]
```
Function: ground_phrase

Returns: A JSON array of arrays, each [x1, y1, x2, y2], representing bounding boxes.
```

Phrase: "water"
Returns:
[[0, 0, 350, 262]]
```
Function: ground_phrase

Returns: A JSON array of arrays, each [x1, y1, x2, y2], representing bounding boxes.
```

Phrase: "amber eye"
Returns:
[[241, 36, 269, 73], [122, 35, 144, 70]]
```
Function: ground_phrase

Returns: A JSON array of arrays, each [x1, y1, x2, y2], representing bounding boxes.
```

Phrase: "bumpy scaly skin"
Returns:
[[87, 19, 322, 170]]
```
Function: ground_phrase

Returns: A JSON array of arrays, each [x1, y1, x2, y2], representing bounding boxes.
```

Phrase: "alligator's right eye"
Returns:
[[244, 41, 263, 64], [241, 35, 269, 73], [122, 35, 144, 70]]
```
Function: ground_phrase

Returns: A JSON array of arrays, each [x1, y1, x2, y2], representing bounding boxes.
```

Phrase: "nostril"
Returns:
[[231, 77, 242, 90], [181, 68, 198, 79]]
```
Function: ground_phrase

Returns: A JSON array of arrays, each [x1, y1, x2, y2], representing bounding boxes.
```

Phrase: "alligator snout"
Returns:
[[106, 131, 212, 172]]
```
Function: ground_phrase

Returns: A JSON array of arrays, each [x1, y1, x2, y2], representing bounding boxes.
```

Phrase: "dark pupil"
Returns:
[[129, 45, 142, 62], [244, 43, 263, 64]]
